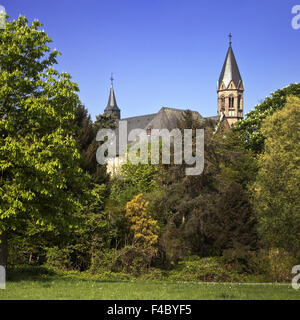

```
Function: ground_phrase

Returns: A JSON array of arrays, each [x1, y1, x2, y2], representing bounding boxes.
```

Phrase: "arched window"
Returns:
[[238, 95, 242, 110], [229, 96, 234, 109]]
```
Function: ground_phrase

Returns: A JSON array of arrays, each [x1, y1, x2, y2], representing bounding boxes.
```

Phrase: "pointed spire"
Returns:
[[104, 73, 121, 119], [218, 35, 243, 90]]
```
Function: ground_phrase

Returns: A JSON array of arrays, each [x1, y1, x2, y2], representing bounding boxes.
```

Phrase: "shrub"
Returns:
[[45, 247, 72, 271], [221, 244, 253, 273], [89, 249, 119, 274], [267, 248, 297, 282], [248, 248, 297, 282], [167, 256, 244, 282], [113, 246, 150, 276]]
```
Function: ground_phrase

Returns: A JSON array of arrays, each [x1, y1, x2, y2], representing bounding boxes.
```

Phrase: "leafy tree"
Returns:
[[72, 107, 117, 185], [73, 104, 94, 172], [104, 143, 160, 249], [234, 83, 300, 154], [0, 16, 89, 267], [252, 96, 300, 255], [125, 194, 159, 257], [153, 116, 257, 262], [85, 113, 117, 185], [120, 162, 159, 194]]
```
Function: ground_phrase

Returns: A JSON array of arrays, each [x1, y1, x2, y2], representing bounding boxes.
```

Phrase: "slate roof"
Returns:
[[122, 113, 157, 133], [145, 107, 203, 130], [218, 45, 243, 90], [105, 86, 120, 113], [120, 107, 203, 133], [114, 107, 205, 156]]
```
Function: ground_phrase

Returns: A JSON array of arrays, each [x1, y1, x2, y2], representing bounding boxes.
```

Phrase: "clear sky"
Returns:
[[2, 0, 300, 119]]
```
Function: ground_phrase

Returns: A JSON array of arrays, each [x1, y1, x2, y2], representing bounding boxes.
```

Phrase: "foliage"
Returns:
[[0, 16, 93, 267], [3, 15, 298, 284], [45, 246, 72, 271], [89, 248, 119, 274], [121, 162, 159, 194], [84, 113, 117, 185], [221, 244, 254, 273], [247, 249, 298, 282], [73, 105, 117, 185], [125, 194, 159, 257], [72, 105, 95, 174], [265, 248, 297, 282], [234, 83, 300, 153], [159, 218, 189, 265], [252, 96, 300, 255], [112, 245, 152, 275], [167, 256, 244, 282], [153, 116, 257, 261]]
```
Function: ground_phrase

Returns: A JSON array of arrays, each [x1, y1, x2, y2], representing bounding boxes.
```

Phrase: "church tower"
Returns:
[[104, 74, 121, 120], [217, 34, 244, 127]]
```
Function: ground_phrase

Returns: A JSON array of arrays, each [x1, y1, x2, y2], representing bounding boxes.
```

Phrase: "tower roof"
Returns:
[[105, 86, 120, 113], [105, 74, 120, 113], [218, 42, 243, 90]]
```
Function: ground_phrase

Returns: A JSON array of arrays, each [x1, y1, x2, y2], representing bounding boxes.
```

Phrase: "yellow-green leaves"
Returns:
[[0, 16, 88, 234], [125, 194, 159, 256], [252, 96, 300, 254]]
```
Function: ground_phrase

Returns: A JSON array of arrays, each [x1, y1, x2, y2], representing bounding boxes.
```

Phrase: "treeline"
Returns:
[[1, 17, 299, 282]]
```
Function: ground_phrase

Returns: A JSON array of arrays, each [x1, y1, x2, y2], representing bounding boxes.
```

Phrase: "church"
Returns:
[[102, 36, 244, 174]]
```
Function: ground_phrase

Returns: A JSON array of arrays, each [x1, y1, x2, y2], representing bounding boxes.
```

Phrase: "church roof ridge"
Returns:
[[122, 112, 157, 121]]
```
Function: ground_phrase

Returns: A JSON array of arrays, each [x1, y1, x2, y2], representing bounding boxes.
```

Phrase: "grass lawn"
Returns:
[[0, 268, 299, 300]]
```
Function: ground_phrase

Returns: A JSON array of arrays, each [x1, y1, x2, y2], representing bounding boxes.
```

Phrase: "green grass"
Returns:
[[0, 267, 299, 300]]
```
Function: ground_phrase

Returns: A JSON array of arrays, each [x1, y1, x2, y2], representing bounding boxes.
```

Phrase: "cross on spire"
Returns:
[[229, 33, 232, 47], [110, 73, 114, 87]]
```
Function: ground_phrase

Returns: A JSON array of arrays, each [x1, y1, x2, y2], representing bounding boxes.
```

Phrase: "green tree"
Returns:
[[0, 17, 89, 267], [154, 117, 257, 262], [252, 96, 300, 255], [84, 113, 117, 185], [234, 83, 300, 154], [73, 104, 95, 172]]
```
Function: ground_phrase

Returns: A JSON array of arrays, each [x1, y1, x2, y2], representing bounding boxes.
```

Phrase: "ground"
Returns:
[[0, 268, 299, 300]]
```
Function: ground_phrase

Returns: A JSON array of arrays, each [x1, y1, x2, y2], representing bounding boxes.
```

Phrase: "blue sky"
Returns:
[[2, 0, 300, 119]]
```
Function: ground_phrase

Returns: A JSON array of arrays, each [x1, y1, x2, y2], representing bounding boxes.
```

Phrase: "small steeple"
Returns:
[[217, 35, 244, 127], [104, 73, 121, 119]]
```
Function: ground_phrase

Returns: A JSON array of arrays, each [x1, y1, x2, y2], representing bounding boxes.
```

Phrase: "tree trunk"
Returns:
[[0, 232, 8, 269]]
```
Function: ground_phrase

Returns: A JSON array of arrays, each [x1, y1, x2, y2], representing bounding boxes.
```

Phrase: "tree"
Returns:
[[84, 113, 117, 185], [153, 116, 258, 261], [234, 83, 300, 154], [0, 16, 89, 267], [252, 96, 300, 255], [73, 104, 95, 173], [125, 194, 159, 257]]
